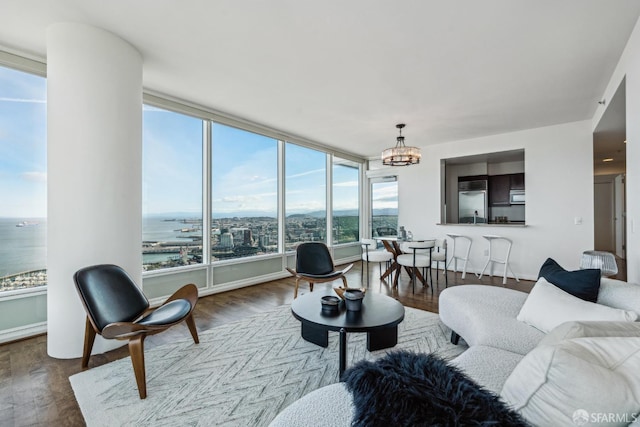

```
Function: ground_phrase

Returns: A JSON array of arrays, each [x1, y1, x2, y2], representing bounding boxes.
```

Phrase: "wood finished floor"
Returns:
[[0, 262, 533, 427]]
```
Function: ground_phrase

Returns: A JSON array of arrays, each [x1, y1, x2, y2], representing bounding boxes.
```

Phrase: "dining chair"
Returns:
[[396, 240, 435, 293], [431, 238, 448, 288], [73, 264, 199, 399], [286, 242, 353, 298], [360, 238, 394, 286]]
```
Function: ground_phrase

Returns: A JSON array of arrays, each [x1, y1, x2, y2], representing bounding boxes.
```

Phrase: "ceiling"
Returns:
[[1, 0, 639, 159]]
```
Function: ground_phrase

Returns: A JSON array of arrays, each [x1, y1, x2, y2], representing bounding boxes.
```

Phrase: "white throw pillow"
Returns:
[[540, 320, 640, 347], [501, 337, 640, 427], [516, 277, 637, 333]]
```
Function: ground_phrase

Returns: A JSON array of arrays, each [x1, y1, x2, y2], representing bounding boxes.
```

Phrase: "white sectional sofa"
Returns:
[[270, 277, 640, 426], [440, 277, 640, 356]]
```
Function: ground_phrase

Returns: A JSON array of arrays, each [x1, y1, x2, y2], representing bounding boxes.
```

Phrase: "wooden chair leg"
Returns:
[[185, 313, 199, 344], [294, 278, 301, 298], [128, 335, 147, 399], [340, 276, 348, 288], [81, 317, 96, 369], [309, 282, 314, 292]]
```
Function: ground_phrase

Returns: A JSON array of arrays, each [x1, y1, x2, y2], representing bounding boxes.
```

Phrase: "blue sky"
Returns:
[[0, 67, 47, 218], [0, 64, 359, 219], [371, 181, 398, 210], [144, 107, 360, 216]]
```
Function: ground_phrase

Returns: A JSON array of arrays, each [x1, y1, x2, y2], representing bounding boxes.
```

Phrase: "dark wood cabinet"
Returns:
[[510, 173, 525, 190], [489, 175, 510, 205], [489, 173, 525, 206]]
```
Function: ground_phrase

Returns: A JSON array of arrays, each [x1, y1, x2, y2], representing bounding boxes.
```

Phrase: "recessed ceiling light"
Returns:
[[603, 158, 614, 162]]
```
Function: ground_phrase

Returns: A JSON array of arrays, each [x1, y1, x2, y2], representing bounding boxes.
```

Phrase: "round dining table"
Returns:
[[374, 237, 435, 288]]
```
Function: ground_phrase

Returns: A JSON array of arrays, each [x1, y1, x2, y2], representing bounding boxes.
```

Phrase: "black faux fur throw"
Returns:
[[342, 351, 529, 427]]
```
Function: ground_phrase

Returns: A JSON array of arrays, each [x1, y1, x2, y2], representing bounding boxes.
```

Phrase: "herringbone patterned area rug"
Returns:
[[70, 303, 466, 426]]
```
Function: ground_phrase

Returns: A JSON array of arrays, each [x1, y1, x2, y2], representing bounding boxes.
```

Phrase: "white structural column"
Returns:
[[47, 23, 143, 358]]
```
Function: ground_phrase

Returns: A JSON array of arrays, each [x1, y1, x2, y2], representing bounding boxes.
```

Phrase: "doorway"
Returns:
[[593, 78, 627, 278]]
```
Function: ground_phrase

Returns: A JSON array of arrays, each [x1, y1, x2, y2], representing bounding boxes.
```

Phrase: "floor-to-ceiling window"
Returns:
[[142, 106, 364, 270], [142, 105, 203, 271], [285, 143, 327, 250], [332, 157, 360, 244], [0, 64, 47, 292], [211, 124, 278, 260], [371, 178, 398, 237]]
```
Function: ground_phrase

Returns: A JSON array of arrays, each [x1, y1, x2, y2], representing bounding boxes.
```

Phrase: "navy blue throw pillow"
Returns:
[[538, 258, 601, 302], [342, 351, 529, 427]]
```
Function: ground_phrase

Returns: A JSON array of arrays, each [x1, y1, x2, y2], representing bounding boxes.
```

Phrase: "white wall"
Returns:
[[593, 15, 640, 283], [391, 120, 594, 280]]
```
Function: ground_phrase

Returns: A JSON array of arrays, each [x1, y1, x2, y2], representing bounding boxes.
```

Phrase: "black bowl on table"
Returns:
[[321, 295, 341, 313]]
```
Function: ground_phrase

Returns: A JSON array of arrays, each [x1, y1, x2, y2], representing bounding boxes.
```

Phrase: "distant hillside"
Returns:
[[291, 209, 396, 218], [146, 208, 396, 220]]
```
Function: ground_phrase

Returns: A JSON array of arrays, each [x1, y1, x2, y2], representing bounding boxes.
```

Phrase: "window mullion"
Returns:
[[203, 120, 212, 270]]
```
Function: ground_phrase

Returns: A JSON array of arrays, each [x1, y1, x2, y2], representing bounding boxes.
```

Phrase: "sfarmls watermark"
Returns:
[[573, 409, 639, 425]]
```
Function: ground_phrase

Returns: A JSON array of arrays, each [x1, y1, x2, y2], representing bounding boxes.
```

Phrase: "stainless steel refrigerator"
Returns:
[[458, 179, 488, 224]]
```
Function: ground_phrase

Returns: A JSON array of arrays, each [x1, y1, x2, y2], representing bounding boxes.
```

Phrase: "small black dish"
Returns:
[[321, 295, 341, 312]]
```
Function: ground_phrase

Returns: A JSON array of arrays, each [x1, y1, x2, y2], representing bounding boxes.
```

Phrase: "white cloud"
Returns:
[[286, 168, 325, 179], [333, 180, 358, 187], [22, 171, 47, 182], [0, 97, 46, 104]]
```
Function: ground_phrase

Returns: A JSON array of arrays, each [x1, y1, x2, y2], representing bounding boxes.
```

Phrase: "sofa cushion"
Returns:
[[538, 257, 601, 302], [439, 285, 544, 355], [540, 320, 640, 347], [343, 350, 528, 427], [598, 277, 640, 316], [449, 345, 524, 394], [516, 277, 637, 333], [268, 383, 353, 427], [501, 337, 640, 427]]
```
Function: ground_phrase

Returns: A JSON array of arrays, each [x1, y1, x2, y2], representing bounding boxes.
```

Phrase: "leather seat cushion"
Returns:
[[138, 299, 191, 325], [298, 271, 345, 280]]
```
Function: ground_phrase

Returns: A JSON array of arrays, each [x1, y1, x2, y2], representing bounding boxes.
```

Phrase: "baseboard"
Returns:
[[148, 270, 292, 306], [0, 321, 47, 345], [199, 270, 292, 298]]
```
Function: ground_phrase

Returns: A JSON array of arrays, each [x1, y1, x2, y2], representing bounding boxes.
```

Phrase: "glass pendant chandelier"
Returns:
[[381, 124, 421, 166]]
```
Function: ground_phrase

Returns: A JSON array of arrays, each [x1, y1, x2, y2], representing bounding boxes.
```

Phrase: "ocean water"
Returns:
[[0, 218, 47, 277], [142, 216, 202, 243], [0, 216, 202, 277]]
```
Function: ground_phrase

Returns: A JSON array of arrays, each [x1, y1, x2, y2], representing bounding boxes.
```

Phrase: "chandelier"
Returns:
[[381, 124, 421, 166]]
